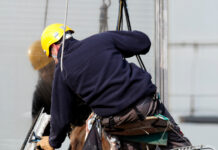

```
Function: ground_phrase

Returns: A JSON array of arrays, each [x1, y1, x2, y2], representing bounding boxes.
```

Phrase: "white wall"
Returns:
[[168, 0, 218, 148], [169, 0, 218, 114]]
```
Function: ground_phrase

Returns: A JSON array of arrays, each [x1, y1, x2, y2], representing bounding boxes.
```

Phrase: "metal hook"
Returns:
[[102, 0, 111, 7], [29, 132, 41, 143]]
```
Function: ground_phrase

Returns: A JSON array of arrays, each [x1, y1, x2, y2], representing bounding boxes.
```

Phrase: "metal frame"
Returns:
[[155, 0, 168, 107]]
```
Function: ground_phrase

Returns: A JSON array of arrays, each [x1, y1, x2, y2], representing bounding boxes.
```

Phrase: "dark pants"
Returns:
[[101, 96, 191, 150]]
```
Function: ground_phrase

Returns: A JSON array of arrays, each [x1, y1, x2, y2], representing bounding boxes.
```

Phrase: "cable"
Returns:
[[116, 0, 123, 31], [117, 0, 146, 71], [60, 0, 70, 71]]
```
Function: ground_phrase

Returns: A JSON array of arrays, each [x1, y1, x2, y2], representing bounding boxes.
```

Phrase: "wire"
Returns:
[[116, 0, 123, 31], [60, 0, 70, 71], [117, 0, 146, 71]]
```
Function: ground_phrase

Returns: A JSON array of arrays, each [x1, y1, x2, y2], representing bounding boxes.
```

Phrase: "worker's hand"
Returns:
[[36, 136, 54, 150]]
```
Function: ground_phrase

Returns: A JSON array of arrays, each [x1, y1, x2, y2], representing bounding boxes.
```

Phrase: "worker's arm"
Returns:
[[31, 89, 43, 120], [32, 80, 51, 121], [107, 30, 151, 58], [48, 67, 76, 148]]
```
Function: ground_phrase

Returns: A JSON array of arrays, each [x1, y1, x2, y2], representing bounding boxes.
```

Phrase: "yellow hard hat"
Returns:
[[41, 23, 74, 57], [28, 40, 54, 70]]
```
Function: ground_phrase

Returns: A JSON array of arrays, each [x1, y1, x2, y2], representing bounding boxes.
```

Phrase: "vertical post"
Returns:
[[155, 0, 168, 107], [190, 44, 198, 116], [190, 94, 195, 116], [155, 0, 160, 93]]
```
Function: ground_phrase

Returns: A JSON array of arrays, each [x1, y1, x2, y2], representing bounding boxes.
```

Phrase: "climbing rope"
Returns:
[[117, 0, 146, 71], [116, 0, 123, 31], [60, 0, 70, 71]]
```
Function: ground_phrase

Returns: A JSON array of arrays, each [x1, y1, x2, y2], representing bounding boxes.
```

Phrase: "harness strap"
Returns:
[[133, 106, 145, 121], [109, 116, 116, 128], [156, 99, 165, 115], [152, 92, 165, 115]]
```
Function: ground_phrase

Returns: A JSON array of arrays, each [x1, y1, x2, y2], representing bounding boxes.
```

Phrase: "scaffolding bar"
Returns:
[[155, 0, 168, 107]]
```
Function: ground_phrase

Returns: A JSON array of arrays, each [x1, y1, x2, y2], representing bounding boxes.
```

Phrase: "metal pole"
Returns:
[[20, 108, 44, 150], [162, 0, 168, 106], [155, 0, 168, 106], [43, 0, 49, 29]]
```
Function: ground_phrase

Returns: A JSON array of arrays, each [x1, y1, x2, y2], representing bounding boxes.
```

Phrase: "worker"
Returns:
[[28, 40, 91, 138], [28, 40, 55, 119], [28, 40, 55, 135], [37, 23, 191, 150]]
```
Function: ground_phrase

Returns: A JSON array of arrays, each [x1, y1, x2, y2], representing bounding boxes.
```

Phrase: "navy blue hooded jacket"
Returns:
[[49, 30, 156, 148]]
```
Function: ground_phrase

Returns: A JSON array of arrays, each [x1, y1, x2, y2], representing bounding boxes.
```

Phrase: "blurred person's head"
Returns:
[[28, 40, 55, 84]]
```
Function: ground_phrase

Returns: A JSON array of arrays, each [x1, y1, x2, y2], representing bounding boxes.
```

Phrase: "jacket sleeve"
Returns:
[[107, 30, 151, 58], [49, 67, 76, 148]]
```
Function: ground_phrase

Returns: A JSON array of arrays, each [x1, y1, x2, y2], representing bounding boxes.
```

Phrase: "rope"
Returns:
[[60, 0, 70, 71], [153, 119, 194, 150], [159, 121, 170, 141], [117, 0, 146, 71], [122, 0, 146, 71], [116, 0, 123, 31]]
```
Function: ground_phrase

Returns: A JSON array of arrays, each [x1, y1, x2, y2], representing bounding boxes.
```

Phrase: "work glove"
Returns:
[[36, 136, 54, 150]]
